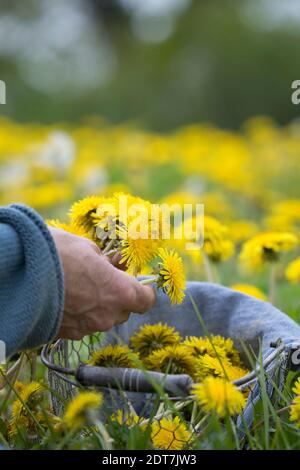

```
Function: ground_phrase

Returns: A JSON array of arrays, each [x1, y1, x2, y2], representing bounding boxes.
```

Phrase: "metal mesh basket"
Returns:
[[41, 281, 300, 431], [41, 335, 287, 417]]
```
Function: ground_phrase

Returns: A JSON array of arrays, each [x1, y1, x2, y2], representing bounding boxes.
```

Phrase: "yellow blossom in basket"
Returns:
[[130, 323, 182, 358], [286, 257, 300, 284], [195, 354, 247, 382], [70, 195, 103, 231], [88, 344, 139, 368], [240, 231, 298, 270], [289, 378, 300, 426], [145, 344, 196, 377], [156, 248, 186, 304], [183, 335, 241, 366], [151, 416, 192, 450], [195, 354, 232, 380], [209, 335, 242, 366], [183, 336, 225, 358], [63, 391, 103, 430], [230, 283, 267, 301], [192, 377, 245, 417]]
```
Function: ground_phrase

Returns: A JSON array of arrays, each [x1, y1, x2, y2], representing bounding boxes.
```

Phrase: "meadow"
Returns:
[[1, 115, 300, 450]]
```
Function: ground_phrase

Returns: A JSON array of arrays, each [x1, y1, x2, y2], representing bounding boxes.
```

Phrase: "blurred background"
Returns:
[[1, 0, 300, 314], [1, 0, 300, 129]]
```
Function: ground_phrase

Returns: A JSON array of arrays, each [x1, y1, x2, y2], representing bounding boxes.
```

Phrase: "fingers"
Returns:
[[131, 283, 156, 314], [115, 272, 156, 314]]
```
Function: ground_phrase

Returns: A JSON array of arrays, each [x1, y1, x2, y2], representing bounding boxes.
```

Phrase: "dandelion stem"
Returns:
[[140, 276, 159, 286], [102, 239, 116, 254]]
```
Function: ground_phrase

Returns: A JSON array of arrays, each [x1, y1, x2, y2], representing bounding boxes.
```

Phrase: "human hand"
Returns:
[[48, 227, 156, 340]]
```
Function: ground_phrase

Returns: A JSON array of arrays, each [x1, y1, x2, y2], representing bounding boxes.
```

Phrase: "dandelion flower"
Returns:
[[89, 344, 139, 368], [240, 232, 298, 270], [145, 344, 195, 377], [46, 218, 90, 238], [286, 257, 300, 284], [230, 283, 267, 301], [195, 354, 247, 382], [11, 382, 44, 423], [192, 377, 245, 417], [111, 410, 145, 428], [151, 416, 192, 450], [289, 378, 300, 426], [70, 195, 103, 231], [156, 248, 186, 305], [120, 237, 158, 276], [63, 391, 103, 430], [183, 335, 241, 366], [130, 323, 181, 358], [10, 382, 45, 435]]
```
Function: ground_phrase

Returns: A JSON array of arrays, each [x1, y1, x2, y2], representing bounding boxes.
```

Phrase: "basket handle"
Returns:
[[76, 364, 193, 397]]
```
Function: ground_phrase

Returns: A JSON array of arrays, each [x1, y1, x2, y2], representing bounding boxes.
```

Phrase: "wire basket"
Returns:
[[41, 336, 287, 417]]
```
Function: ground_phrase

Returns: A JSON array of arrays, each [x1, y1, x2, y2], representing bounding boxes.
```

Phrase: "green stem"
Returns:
[[102, 238, 116, 255], [140, 276, 159, 286]]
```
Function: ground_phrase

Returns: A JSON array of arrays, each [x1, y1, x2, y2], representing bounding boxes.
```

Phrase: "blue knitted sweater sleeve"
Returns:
[[0, 204, 64, 357]]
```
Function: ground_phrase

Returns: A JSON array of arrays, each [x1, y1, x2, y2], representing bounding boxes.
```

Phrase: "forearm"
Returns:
[[0, 204, 64, 357]]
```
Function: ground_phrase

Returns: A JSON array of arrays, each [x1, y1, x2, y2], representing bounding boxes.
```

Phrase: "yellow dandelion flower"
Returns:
[[230, 283, 267, 301], [46, 218, 90, 238], [192, 377, 245, 417], [240, 231, 298, 270], [290, 378, 300, 426], [88, 344, 139, 368], [111, 410, 145, 428], [63, 391, 103, 430], [266, 199, 300, 232], [151, 416, 192, 450], [195, 354, 232, 380], [70, 195, 103, 231], [209, 335, 241, 366], [286, 257, 300, 284], [203, 216, 234, 262], [195, 354, 247, 382], [183, 336, 213, 356], [156, 248, 186, 305], [130, 323, 182, 358], [184, 335, 241, 366], [145, 344, 196, 377], [227, 220, 258, 245], [10, 382, 45, 435], [120, 237, 158, 276], [178, 215, 234, 263], [11, 382, 44, 423]]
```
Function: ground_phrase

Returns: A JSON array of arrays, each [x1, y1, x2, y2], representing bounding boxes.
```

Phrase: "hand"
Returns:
[[49, 227, 156, 340]]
